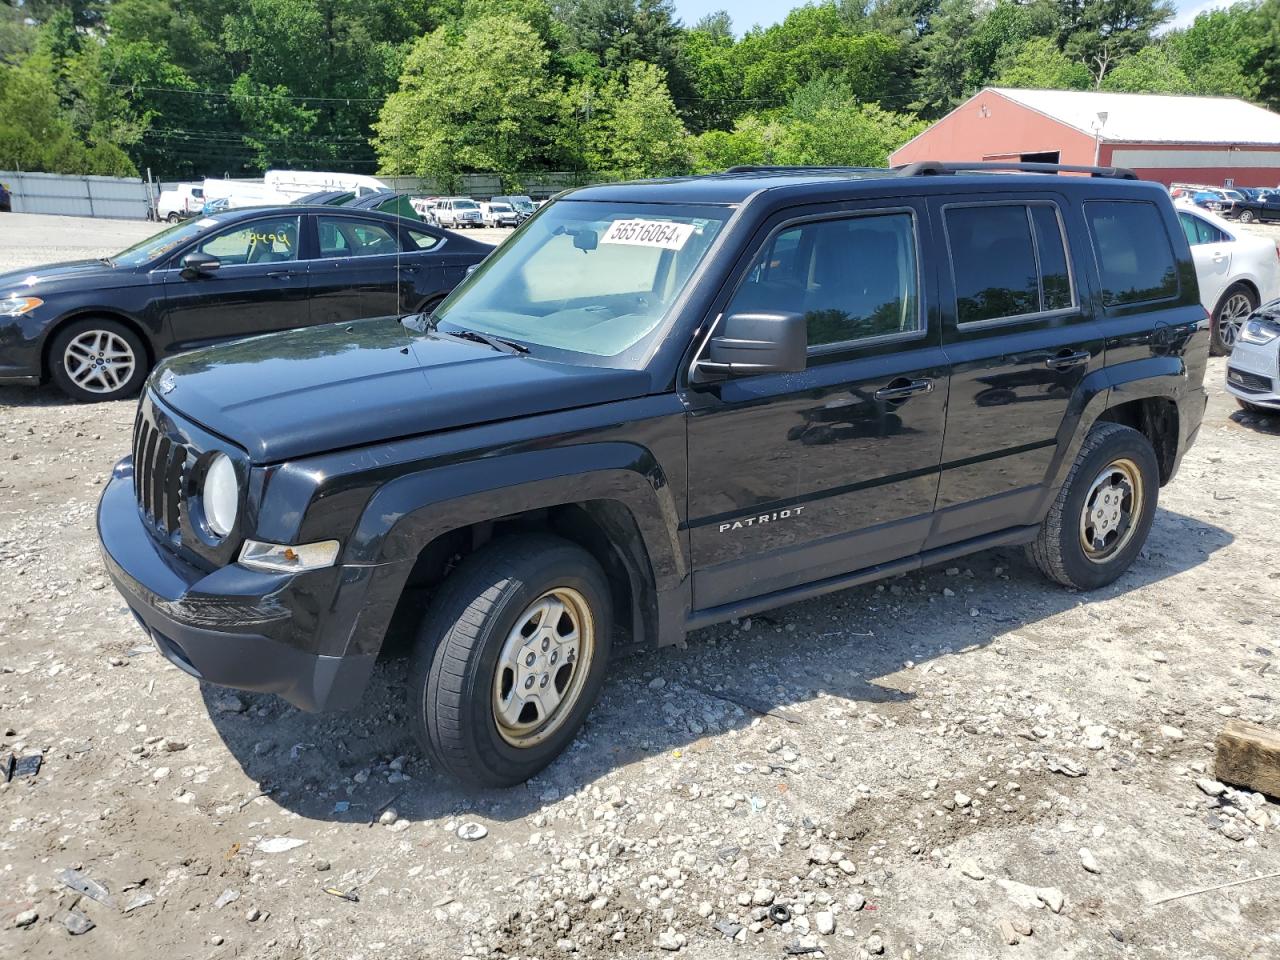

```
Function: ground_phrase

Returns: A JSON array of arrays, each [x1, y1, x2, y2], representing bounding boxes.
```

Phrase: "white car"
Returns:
[[433, 197, 484, 229], [1225, 305, 1280, 414], [480, 201, 519, 228], [1176, 201, 1280, 355]]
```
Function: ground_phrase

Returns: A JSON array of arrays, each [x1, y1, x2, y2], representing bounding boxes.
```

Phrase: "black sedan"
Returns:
[[0, 206, 491, 401]]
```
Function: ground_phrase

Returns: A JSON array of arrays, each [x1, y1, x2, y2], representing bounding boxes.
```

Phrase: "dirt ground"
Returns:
[[2, 213, 1280, 960]]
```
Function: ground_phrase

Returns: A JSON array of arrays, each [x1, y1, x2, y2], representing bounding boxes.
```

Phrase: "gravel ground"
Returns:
[[2, 214, 1280, 959]]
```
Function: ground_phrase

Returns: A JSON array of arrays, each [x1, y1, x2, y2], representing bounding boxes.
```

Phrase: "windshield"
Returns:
[[511, 196, 535, 213], [455, 200, 479, 210], [111, 215, 228, 267], [433, 200, 731, 361], [490, 203, 513, 212]]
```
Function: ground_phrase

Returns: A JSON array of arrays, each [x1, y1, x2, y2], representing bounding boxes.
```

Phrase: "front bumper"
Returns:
[[97, 458, 379, 712], [1226, 341, 1280, 408]]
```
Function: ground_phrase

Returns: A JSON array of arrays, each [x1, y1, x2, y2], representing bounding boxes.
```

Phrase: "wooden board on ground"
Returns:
[[1215, 720, 1280, 799]]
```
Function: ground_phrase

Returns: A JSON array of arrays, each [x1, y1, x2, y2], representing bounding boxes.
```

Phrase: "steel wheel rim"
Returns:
[[63, 330, 136, 394], [1079, 457, 1143, 563], [492, 587, 594, 748], [1219, 294, 1253, 348]]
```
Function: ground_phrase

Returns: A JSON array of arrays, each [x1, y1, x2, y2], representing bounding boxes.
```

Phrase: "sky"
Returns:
[[672, 0, 1229, 35]]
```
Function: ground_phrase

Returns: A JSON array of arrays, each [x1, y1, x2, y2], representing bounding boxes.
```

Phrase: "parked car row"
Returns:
[[412, 194, 539, 229], [0, 206, 491, 401]]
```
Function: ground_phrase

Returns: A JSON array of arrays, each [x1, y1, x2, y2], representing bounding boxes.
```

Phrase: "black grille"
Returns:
[[132, 411, 190, 536], [1228, 367, 1273, 395]]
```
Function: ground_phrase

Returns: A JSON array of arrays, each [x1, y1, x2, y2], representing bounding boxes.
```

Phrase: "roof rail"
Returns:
[[723, 165, 883, 174], [893, 160, 1138, 180]]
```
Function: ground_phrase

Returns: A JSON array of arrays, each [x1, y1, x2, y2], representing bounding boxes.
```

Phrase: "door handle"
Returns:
[[874, 378, 934, 402], [1212, 252, 1227, 262], [265, 270, 295, 279], [398, 264, 421, 274], [1045, 350, 1090, 370]]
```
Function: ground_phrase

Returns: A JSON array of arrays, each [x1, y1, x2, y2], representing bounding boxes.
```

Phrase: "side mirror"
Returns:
[[179, 251, 221, 278], [696, 311, 807, 378]]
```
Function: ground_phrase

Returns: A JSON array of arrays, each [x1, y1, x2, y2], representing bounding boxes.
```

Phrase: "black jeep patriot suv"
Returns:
[[99, 162, 1209, 787]]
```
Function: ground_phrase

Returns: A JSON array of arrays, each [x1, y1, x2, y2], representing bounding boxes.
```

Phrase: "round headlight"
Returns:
[[202, 453, 239, 538]]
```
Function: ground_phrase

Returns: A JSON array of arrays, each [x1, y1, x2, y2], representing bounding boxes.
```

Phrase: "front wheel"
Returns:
[[48, 318, 148, 402], [1027, 422, 1159, 591], [408, 535, 613, 787], [1212, 283, 1258, 355]]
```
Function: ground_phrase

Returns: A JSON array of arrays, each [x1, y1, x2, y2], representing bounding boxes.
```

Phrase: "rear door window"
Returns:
[[1178, 212, 1228, 246], [943, 202, 1075, 325], [1084, 200, 1178, 306], [317, 217, 398, 258]]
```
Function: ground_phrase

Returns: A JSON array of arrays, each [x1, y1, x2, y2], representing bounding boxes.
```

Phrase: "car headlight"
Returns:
[[0, 296, 42, 317], [201, 452, 239, 538], [1240, 318, 1280, 346]]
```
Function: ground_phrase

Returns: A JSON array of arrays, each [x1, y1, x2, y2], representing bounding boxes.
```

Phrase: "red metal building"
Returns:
[[890, 88, 1280, 188]]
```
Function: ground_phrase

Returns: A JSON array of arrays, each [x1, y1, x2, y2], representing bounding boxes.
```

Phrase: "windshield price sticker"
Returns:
[[601, 219, 695, 250]]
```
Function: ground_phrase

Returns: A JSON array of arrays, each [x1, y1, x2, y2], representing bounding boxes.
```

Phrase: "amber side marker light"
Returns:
[[239, 540, 340, 573]]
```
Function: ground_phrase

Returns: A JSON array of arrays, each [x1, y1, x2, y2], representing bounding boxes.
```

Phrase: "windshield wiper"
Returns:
[[447, 328, 529, 355]]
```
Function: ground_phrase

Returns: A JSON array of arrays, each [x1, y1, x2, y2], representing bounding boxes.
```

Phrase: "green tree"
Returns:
[[1101, 45, 1193, 93], [679, 11, 745, 131], [1249, 0, 1280, 110], [1166, 4, 1260, 99], [966, 0, 1059, 89], [577, 61, 687, 175], [994, 35, 1092, 89], [734, 4, 911, 107], [375, 14, 563, 184], [912, 0, 976, 117], [1059, 0, 1174, 85]]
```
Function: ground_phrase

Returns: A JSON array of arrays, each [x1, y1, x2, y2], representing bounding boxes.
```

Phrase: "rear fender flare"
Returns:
[[1040, 356, 1186, 512]]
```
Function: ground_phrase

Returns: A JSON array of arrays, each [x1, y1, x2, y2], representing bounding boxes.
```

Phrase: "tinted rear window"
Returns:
[[945, 202, 1075, 324], [1084, 201, 1178, 306]]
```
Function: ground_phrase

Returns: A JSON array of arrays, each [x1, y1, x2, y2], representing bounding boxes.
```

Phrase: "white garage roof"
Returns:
[[992, 87, 1280, 145]]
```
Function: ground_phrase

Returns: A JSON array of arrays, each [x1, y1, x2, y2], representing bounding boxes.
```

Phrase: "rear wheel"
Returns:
[[1027, 422, 1159, 591], [408, 534, 612, 787], [48, 318, 148, 402], [1211, 283, 1257, 355], [1240, 209, 1257, 223]]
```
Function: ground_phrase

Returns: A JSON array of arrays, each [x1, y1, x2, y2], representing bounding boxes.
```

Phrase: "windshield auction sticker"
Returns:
[[600, 219, 695, 250]]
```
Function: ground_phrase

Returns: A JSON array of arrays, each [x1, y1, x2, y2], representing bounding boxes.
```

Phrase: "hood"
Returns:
[[0, 259, 127, 297], [152, 317, 652, 462]]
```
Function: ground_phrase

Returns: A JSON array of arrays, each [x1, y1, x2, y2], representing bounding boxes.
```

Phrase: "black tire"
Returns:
[[1027, 422, 1159, 591], [167, 212, 181, 223], [48, 317, 149, 402], [1240, 209, 1256, 223], [1211, 283, 1258, 356], [408, 534, 613, 787]]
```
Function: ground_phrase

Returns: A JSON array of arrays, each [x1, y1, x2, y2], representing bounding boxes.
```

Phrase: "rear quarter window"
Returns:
[[1084, 200, 1178, 306]]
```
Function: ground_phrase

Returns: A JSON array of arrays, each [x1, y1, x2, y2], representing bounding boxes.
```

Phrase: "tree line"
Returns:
[[3, 0, 1280, 187]]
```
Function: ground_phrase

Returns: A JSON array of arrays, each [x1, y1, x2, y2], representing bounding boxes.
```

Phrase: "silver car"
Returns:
[[1226, 301, 1280, 413]]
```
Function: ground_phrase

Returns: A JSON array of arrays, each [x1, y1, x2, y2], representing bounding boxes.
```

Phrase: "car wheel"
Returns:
[[166, 212, 181, 223], [408, 534, 612, 787], [1240, 210, 1256, 223], [48, 318, 148, 403], [1211, 283, 1257, 355], [1027, 422, 1159, 592]]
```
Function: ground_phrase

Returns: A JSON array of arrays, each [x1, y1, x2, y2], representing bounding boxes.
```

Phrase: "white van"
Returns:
[[264, 170, 389, 201], [156, 183, 205, 222]]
